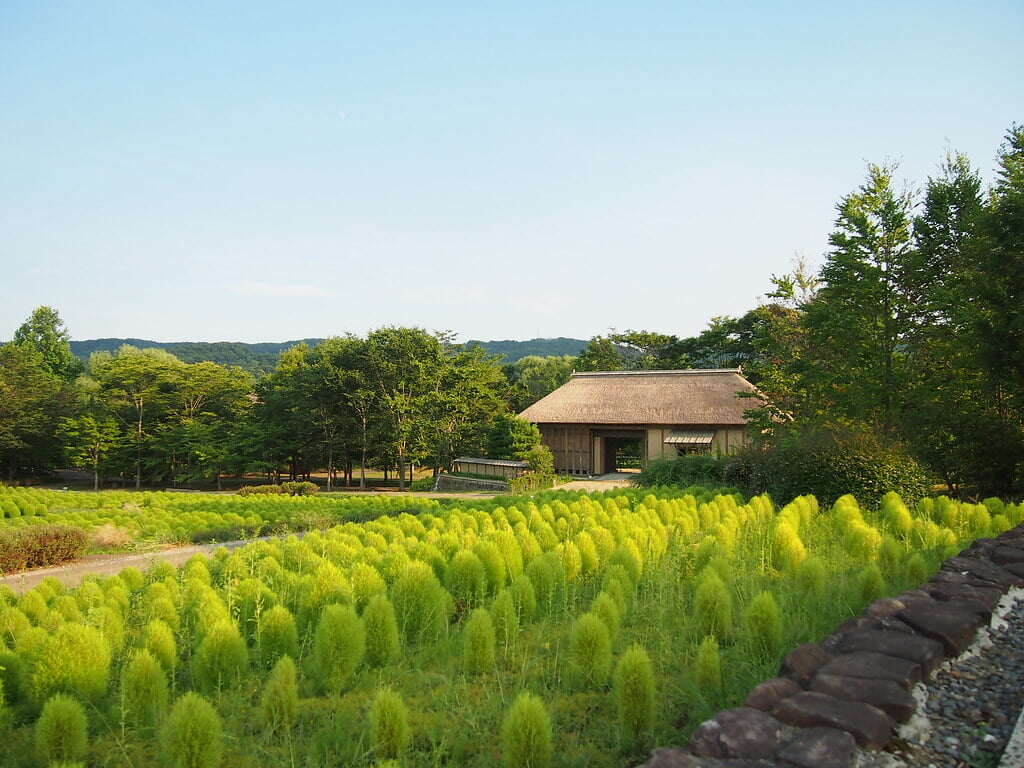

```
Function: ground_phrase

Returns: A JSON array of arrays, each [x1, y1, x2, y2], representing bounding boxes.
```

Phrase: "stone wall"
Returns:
[[638, 523, 1024, 768], [433, 474, 510, 493]]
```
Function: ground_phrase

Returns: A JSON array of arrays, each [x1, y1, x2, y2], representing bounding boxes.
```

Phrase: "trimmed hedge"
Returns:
[[0, 524, 89, 573]]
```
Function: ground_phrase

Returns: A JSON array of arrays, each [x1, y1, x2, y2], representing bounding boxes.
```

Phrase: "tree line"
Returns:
[[2, 124, 1021, 495]]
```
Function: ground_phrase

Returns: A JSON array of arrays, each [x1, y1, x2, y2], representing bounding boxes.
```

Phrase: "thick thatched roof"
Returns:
[[518, 369, 759, 426]]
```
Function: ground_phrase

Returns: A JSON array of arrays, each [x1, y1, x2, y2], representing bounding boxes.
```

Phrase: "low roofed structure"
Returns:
[[518, 369, 759, 476]]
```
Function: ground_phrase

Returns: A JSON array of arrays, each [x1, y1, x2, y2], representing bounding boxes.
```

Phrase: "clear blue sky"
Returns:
[[2, 1, 1021, 344]]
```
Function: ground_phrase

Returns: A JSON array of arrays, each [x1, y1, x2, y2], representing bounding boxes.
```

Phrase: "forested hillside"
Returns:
[[68, 337, 589, 373]]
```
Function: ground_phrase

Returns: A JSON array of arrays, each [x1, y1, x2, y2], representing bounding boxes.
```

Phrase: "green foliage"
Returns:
[[363, 594, 401, 667], [160, 692, 223, 768], [792, 555, 827, 600], [314, 604, 365, 693], [142, 618, 177, 673], [369, 686, 412, 760], [121, 649, 169, 729], [725, 431, 934, 507], [524, 552, 565, 615], [463, 608, 496, 673], [568, 612, 613, 688], [261, 655, 299, 740], [635, 454, 730, 489], [693, 635, 722, 694], [501, 692, 553, 768], [190, 620, 249, 694], [490, 589, 520, 649], [256, 604, 299, 669], [35, 694, 89, 766], [613, 644, 656, 753], [742, 591, 784, 660], [589, 591, 621, 639], [692, 569, 733, 641], [390, 560, 451, 643], [857, 563, 888, 604], [446, 550, 488, 611], [33, 622, 111, 703]]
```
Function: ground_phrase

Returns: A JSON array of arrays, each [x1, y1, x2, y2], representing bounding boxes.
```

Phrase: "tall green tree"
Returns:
[[12, 306, 82, 381], [89, 346, 184, 488], [802, 163, 917, 433], [0, 343, 75, 480]]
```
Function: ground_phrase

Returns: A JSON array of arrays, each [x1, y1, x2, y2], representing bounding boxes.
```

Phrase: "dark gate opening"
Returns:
[[602, 436, 643, 472]]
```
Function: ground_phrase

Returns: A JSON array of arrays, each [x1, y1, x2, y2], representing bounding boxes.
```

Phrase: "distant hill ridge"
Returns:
[[70, 336, 587, 374]]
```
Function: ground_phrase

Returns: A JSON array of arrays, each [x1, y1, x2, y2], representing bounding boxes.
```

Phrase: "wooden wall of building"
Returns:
[[539, 425, 592, 476]]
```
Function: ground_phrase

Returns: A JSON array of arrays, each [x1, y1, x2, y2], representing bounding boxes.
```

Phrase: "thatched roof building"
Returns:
[[518, 369, 759, 476]]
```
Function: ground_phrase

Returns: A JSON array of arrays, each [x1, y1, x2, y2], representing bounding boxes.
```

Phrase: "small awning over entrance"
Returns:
[[664, 431, 714, 446]]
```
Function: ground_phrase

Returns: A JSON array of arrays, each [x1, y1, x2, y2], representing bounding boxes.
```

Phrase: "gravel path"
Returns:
[[857, 588, 1024, 768]]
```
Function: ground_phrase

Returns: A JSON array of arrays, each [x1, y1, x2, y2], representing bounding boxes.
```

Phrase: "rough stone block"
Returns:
[[809, 672, 917, 722], [863, 597, 906, 620], [1004, 562, 1024, 580], [780, 643, 832, 684], [941, 556, 1021, 588], [836, 629, 944, 676], [772, 691, 893, 750], [993, 545, 1024, 566], [744, 677, 802, 711], [775, 727, 856, 768], [897, 601, 985, 655], [770, 692, 892, 753], [817, 651, 922, 690], [636, 747, 703, 767], [689, 708, 784, 760]]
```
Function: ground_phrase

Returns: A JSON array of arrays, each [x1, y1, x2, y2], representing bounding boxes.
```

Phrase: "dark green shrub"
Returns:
[[280, 481, 319, 496], [0, 525, 89, 572], [724, 430, 934, 508], [635, 454, 730, 489]]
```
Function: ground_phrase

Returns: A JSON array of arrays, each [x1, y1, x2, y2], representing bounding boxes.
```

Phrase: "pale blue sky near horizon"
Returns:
[[1, 1, 1021, 345]]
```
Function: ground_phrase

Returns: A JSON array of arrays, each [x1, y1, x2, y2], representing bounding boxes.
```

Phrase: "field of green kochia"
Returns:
[[0, 486, 1020, 768]]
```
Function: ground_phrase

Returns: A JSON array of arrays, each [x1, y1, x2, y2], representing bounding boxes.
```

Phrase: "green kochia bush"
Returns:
[[314, 604, 365, 693], [463, 608, 496, 674], [446, 550, 487, 611], [742, 591, 784, 660], [363, 594, 400, 667], [692, 569, 733, 641], [390, 561, 451, 643], [694, 635, 722, 694], [190, 620, 249, 695], [490, 589, 520, 651], [35, 694, 89, 766], [261, 655, 299, 740], [568, 612, 612, 688], [369, 686, 411, 761], [614, 644, 655, 753], [160, 692, 223, 768], [121, 649, 169, 729], [33, 622, 111, 703], [142, 618, 177, 674], [501, 692, 553, 768], [256, 604, 299, 669]]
